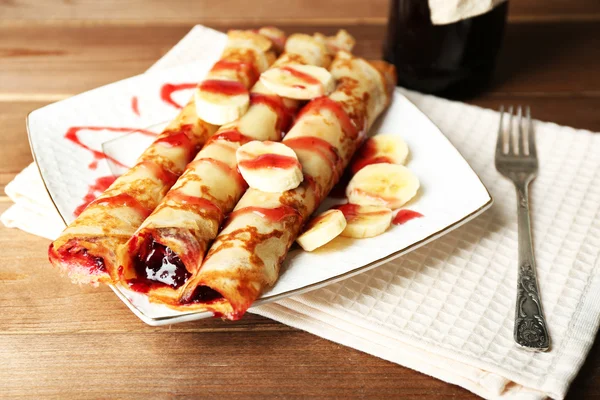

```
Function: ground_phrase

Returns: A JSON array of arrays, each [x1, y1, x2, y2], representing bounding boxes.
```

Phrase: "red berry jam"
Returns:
[[132, 238, 190, 290]]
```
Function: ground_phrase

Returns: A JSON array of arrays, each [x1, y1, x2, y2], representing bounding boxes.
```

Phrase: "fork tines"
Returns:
[[496, 105, 536, 159]]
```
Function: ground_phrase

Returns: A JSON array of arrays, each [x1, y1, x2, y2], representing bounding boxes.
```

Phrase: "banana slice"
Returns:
[[336, 204, 392, 239], [194, 79, 250, 125], [236, 140, 303, 193], [351, 134, 409, 174], [346, 163, 419, 209], [296, 209, 347, 251], [260, 65, 335, 100]]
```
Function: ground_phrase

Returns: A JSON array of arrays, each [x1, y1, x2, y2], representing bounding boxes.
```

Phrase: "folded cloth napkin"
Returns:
[[3, 26, 599, 400], [428, 0, 506, 25]]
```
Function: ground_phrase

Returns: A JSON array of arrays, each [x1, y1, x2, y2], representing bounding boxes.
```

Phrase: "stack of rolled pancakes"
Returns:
[[48, 27, 397, 320]]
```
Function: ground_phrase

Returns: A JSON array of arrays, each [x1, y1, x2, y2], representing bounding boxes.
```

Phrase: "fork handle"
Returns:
[[514, 180, 550, 351]]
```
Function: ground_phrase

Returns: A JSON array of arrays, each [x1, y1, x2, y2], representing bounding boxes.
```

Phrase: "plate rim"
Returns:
[[27, 87, 494, 326]]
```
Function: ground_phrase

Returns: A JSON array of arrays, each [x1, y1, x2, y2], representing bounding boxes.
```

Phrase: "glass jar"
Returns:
[[383, 0, 508, 98]]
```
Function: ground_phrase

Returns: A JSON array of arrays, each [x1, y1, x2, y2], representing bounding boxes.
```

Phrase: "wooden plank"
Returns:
[[0, 101, 38, 192], [0, 332, 478, 399], [2, 23, 600, 100], [0, 0, 598, 24], [0, 25, 186, 98], [467, 96, 600, 133], [509, 0, 600, 22], [0, 24, 384, 98], [493, 22, 600, 95]]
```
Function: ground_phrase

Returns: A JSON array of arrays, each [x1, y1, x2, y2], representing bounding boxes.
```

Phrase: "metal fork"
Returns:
[[495, 106, 550, 351]]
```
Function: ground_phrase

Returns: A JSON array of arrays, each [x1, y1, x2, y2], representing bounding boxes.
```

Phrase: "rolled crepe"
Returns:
[[178, 51, 397, 319], [48, 29, 282, 286], [121, 31, 355, 303]]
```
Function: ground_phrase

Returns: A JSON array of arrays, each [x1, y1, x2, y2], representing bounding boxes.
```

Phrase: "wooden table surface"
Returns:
[[1, 1, 599, 398]]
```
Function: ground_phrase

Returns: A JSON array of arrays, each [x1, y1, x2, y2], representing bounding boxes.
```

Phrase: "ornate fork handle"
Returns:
[[514, 179, 550, 351]]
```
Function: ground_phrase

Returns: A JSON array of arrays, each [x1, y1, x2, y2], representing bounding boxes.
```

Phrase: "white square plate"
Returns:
[[28, 55, 492, 326]]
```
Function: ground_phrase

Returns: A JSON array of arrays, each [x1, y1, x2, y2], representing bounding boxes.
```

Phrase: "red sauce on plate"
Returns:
[[73, 175, 117, 217], [160, 83, 197, 109], [239, 153, 300, 170], [131, 96, 140, 116], [392, 209, 423, 225], [198, 79, 247, 96], [65, 126, 155, 170]]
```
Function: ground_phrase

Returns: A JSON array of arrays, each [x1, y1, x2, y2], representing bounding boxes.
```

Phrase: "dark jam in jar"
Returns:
[[383, 0, 508, 98]]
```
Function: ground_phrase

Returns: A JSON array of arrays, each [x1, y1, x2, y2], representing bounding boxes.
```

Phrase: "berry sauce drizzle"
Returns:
[[73, 175, 117, 217], [392, 210, 423, 225], [160, 83, 197, 109], [65, 126, 155, 170], [131, 96, 140, 116]]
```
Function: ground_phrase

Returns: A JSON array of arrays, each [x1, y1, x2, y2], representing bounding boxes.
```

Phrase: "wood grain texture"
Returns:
[[493, 22, 600, 95], [1, 11, 600, 399], [0, 24, 382, 97], [0, 101, 37, 192], [2, 22, 600, 99], [0, 0, 599, 23]]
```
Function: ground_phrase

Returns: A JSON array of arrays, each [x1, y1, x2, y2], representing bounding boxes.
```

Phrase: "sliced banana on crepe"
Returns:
[[346, 163, 419, 209], [195, 79, 250, 125], [296, 209, 347, 251], [351, 134, 409, 174], [236, 140, 303, 193], [260, 65, 335, 100], [336, 204, 392, 239]]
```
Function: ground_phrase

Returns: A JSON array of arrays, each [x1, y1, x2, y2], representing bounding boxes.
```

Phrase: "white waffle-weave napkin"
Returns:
[[3, 26, 599, 400]]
